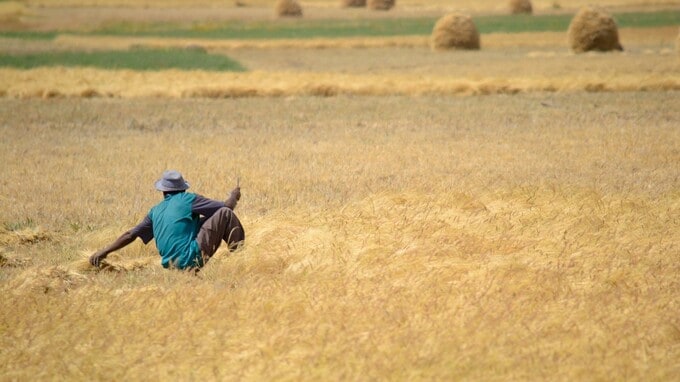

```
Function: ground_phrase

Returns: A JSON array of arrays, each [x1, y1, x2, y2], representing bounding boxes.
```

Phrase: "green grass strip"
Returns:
[[0, 9, 676, 41], [0, 48, 247, 71], [476, 10, 679, 33], [86, 9, 679, 39], [0, 31, 58, 40]]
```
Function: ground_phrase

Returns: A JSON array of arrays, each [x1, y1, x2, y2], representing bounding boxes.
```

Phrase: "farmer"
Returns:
[[90, 170, 244, 270]]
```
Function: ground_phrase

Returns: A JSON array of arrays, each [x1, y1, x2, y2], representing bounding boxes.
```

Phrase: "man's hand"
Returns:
[[89, 250, 108, 267], [226, 185, 241, 210], [231, 186, 241, 201], [89, 231, 136, 268]]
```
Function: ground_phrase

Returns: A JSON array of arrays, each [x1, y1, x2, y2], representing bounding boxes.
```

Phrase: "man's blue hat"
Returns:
[[155, 170, 190, 192]]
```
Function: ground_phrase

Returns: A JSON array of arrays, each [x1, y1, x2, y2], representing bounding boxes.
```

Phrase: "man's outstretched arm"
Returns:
[[225, 186, 241, 210], [89, 231, 137, 267]]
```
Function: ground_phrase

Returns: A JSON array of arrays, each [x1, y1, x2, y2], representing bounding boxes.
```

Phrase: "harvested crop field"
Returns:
[[1, 0, 679, 380], [1, 93, 679, 380], [2, 25, 679, 98], [1, 16, 678, 98]]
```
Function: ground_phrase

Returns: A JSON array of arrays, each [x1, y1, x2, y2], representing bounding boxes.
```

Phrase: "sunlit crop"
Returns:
[[1, 92, 678, 380], [1, 1, 679, 380]]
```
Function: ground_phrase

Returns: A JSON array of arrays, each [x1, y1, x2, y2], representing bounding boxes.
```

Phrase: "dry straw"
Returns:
[[0, 227, 51, 246], [0, 1, 26, 28], [509, 0, 532, 14], [69, 253, 157, 273], [568, 6, 623, 53], [0, 251, 23, 268], [10, 266, 87, 295], [431, 13, 480, 51], [275, 0, 302, 17], [367, 0, 394, 11], [1, 68, 679, 98], [0, 93, 679, 379], [341, 0, 366, 7]]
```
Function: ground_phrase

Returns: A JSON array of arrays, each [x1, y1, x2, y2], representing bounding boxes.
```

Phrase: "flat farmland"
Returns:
[[1, 8, 678, 98], [1, 0, 679, 380], [1, 93, 679, 380], [2, 26, 679, 98]]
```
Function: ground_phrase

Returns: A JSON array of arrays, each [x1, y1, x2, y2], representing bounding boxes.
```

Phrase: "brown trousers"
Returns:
[[196, 207, 245, 261]]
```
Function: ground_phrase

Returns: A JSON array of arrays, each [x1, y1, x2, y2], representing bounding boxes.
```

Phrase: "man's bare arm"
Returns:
[[90, 231, 137, 267]]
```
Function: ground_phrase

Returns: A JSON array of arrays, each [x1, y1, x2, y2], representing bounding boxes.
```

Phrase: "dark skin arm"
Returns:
[[89, 231, 137, 267], [225, 186, 241, 210]]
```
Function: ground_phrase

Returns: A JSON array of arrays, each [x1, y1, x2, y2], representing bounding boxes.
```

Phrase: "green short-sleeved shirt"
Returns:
[[148, 192, 203, 269], [129, 192, 227, 270]]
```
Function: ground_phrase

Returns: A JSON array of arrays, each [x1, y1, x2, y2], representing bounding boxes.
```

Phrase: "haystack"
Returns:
[[509, 0, 532, 14], [568, 6, 623, 53], [367, 0, 394, 11], [275, 0, 303, 17], [342, 0, 366, 7], [431, 13, 480, 51]]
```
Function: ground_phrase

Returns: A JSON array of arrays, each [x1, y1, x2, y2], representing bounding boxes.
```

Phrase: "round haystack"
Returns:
[[275, 0, 303, 17], [367, 0, 395, 11], [509, 0, 532, 14], [568, 6, 623, 53], [342, 0, 366, 7], [431, 13, 480, 51]]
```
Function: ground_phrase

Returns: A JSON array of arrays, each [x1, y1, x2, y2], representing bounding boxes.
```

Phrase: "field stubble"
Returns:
[[0, 93, 678, 379]]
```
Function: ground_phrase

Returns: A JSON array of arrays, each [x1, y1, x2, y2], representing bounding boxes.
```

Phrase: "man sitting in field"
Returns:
[[90, 170, 244, 270]]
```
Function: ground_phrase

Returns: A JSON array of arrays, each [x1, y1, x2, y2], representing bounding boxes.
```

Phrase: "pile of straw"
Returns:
[[341, 0, 366, 7], [10, 266, 87, 295], [431, 13, 480, 51], [568, 6, 623, 53], [367, 0, 394, 11], [509, 0, 532, 14], [275, 0, 302, 17]]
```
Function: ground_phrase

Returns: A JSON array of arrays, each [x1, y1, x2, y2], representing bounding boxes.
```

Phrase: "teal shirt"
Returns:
[[148, 192, 203, 269]]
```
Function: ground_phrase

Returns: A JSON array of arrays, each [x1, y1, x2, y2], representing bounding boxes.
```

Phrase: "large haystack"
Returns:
[[431, 13, 480, 51], [342, 0, 366, 7], [509, 0, 532, 14], [275, 0, 303, 17], [367, 0, 395, 11], [568, 6, 623, 53]]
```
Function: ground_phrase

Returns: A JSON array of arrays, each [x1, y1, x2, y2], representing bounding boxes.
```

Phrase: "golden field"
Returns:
[[2, 65, 679, 98], [1, 0, 680, 380], [1, 93, 679, 380]]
